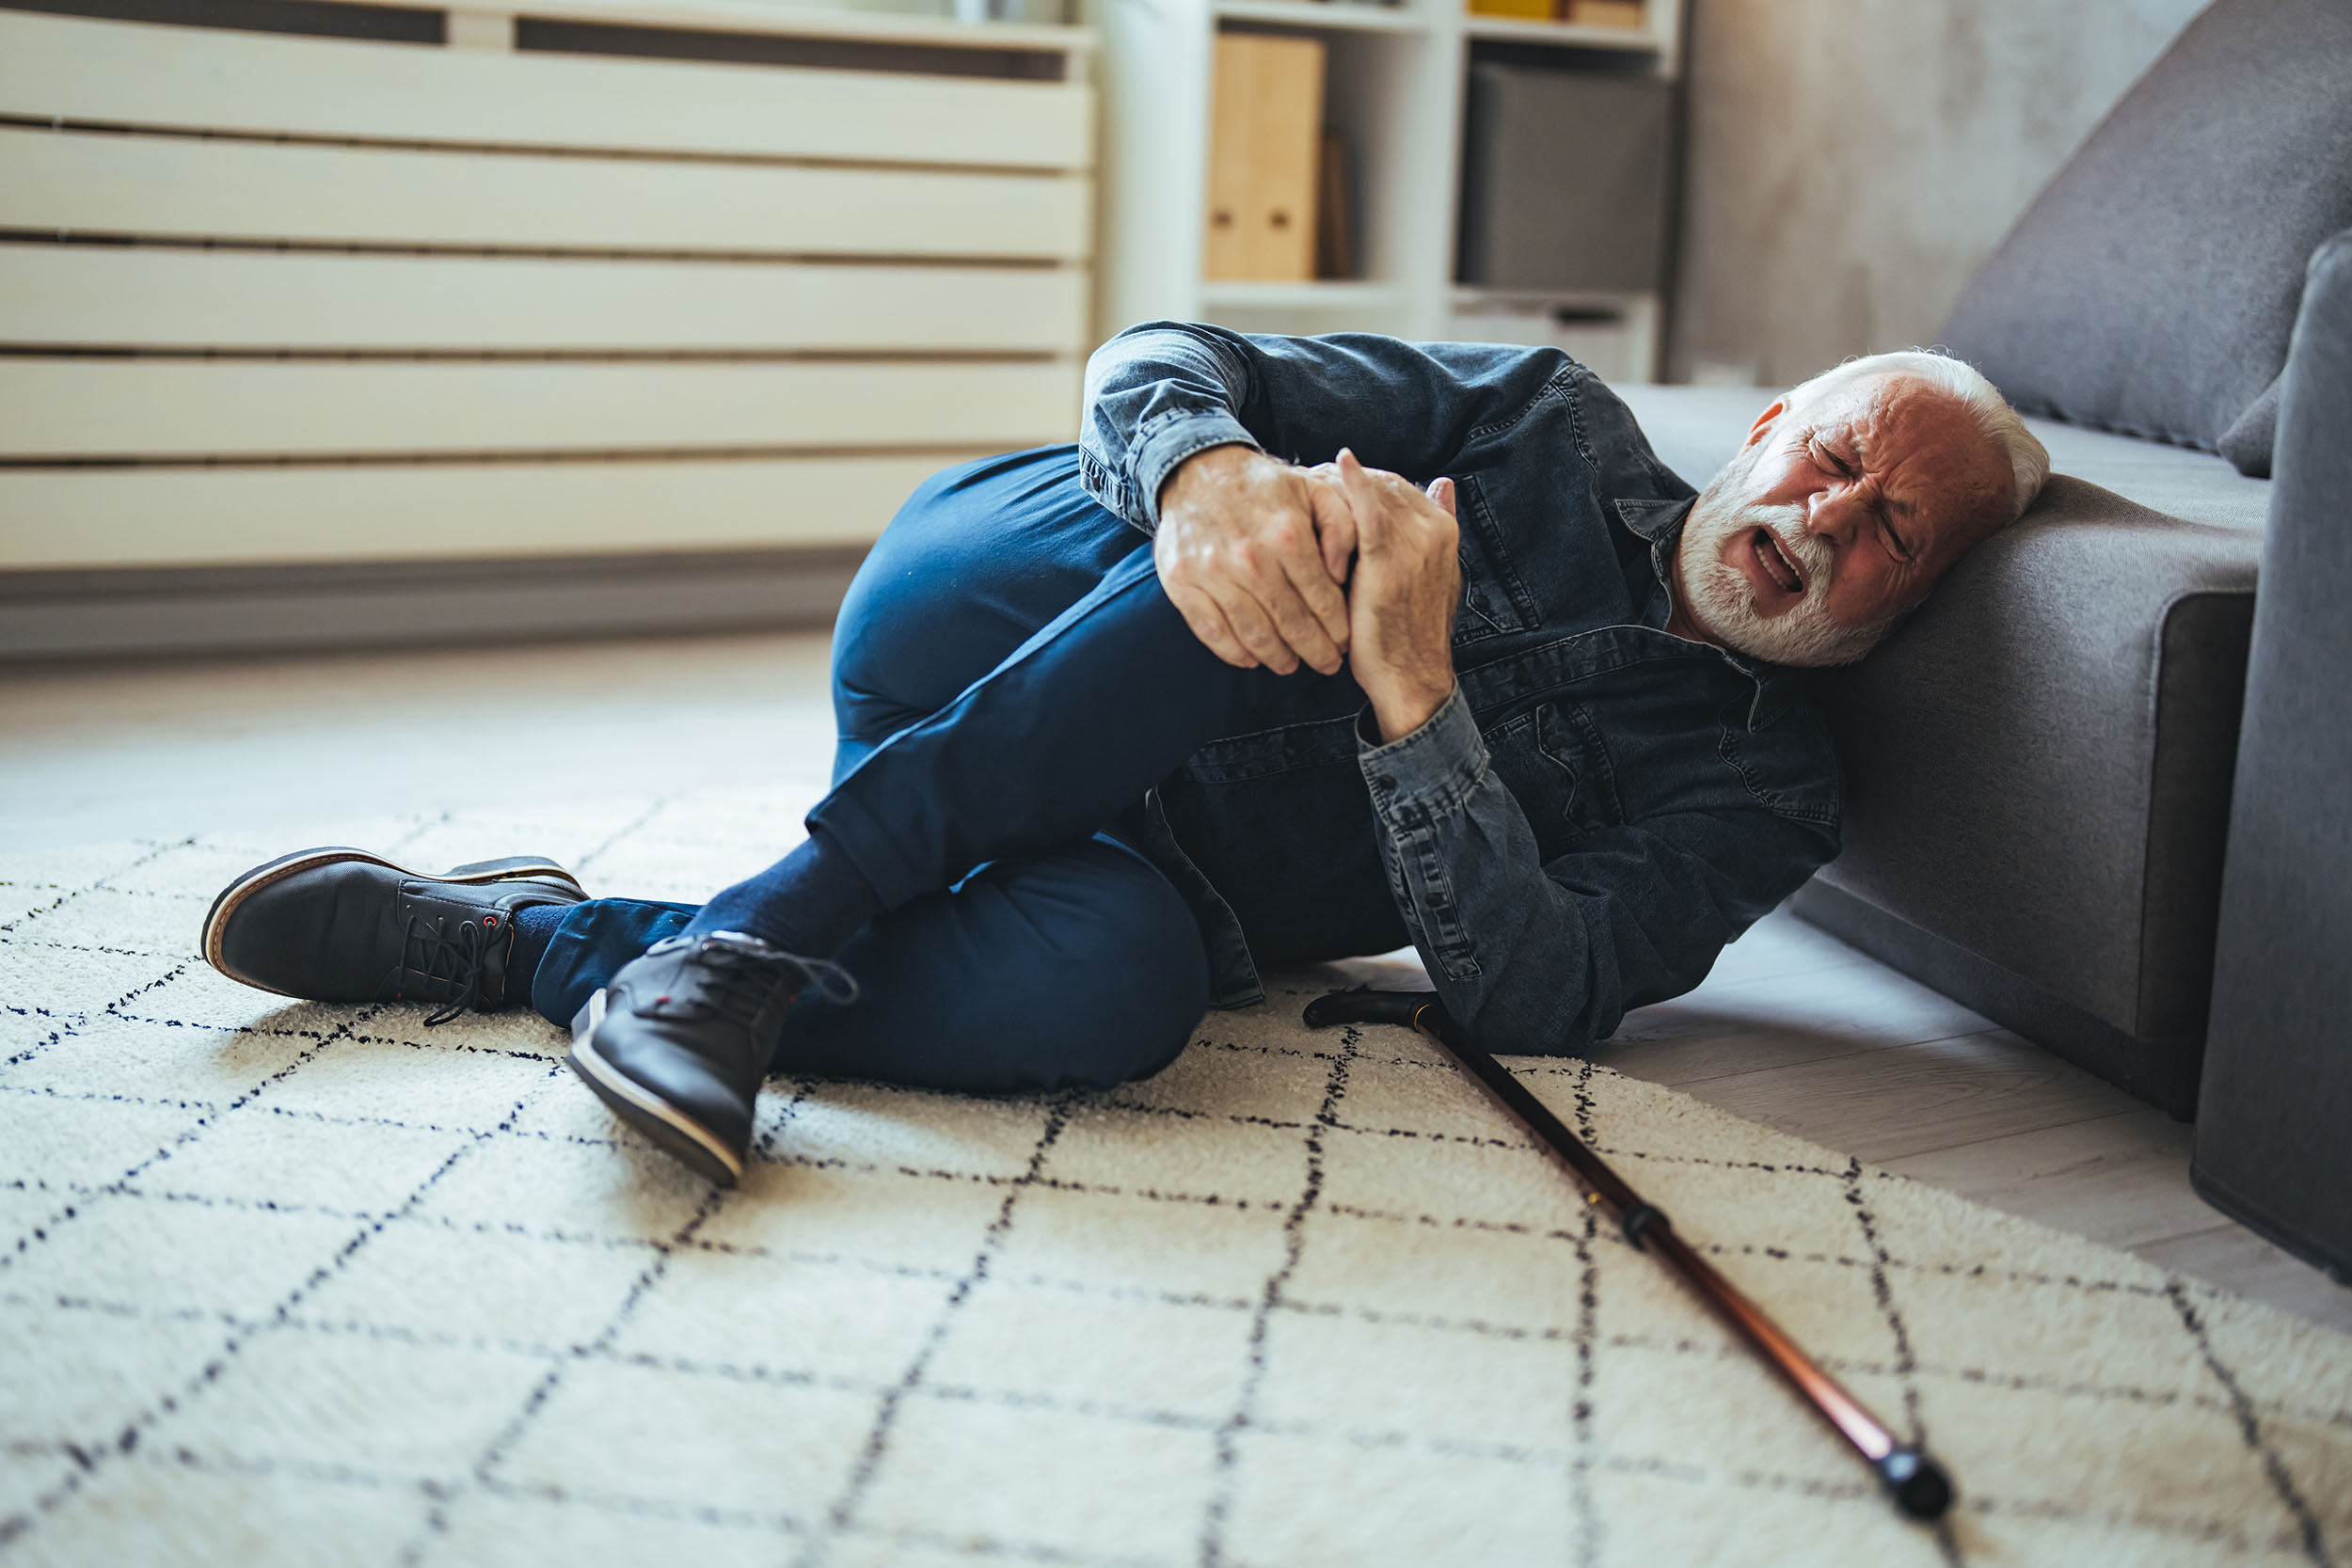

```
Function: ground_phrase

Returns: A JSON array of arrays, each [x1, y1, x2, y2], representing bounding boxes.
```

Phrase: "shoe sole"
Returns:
[[566, 990, 746, 1189], [200, 846, 586, 997]]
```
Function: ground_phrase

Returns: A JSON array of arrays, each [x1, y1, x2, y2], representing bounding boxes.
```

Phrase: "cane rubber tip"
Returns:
[[1875, 1448, 1953, 1519]]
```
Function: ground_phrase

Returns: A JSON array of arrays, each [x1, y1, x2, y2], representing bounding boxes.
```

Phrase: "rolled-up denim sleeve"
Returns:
[[1078, 323, 1263, 531], [1078, 321, 1569, 532], [1359, 689, 1836, 1053]]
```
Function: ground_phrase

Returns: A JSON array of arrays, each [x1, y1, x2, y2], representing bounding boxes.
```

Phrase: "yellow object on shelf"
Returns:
[[1467, 0, 1555, 19]]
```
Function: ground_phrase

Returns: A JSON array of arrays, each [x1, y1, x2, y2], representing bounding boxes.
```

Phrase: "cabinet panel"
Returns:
[[0, 9, 1092, 170], [0, 454, 958, 569], [0, 245, 1089, 355], [1, 129, 1092, 261], [0, 359, 1080, 459]]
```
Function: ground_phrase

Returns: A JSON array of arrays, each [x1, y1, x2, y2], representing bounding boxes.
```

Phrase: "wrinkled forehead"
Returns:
[[1791, 372, 2010, 535], [1790, 369, 1940, 433]]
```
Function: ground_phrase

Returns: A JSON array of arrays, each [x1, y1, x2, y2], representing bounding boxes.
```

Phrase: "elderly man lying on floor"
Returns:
[[199, 324, 2051, 1187]]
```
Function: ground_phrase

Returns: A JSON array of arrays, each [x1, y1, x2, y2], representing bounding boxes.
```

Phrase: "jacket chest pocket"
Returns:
[[1484, 700, 1625, 847], [1450, 473, 1544, 646]]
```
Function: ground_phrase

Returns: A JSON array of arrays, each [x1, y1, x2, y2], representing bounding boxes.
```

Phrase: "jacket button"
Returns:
[[1374, 775, 1397, 792]]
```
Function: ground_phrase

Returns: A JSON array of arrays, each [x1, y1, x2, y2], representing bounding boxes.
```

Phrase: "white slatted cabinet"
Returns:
[[0, 5, 1098, 582]]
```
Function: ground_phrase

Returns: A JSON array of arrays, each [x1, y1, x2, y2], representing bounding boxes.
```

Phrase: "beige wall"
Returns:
[[1670, 0, 2209, 387]]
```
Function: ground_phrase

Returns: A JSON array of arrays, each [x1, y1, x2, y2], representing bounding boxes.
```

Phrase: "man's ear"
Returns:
[[1743, 399, 1788, 450]]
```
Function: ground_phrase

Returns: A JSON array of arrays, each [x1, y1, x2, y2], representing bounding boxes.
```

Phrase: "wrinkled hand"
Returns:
[[1154, 444, 1359, 675], [1330, 449, 1460, 742]]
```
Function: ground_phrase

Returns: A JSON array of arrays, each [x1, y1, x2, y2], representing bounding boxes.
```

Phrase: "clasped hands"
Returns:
[[1155, 444, 1462, 743]]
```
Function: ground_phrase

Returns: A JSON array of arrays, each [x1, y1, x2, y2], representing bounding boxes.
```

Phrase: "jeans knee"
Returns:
[[1026, 866, 1210, 1091], [830, 561, 936, 741], [829, 480, 1025, 743]]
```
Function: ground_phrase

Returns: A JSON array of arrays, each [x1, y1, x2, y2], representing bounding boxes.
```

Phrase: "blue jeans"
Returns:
[[528, 447, 1308, 1094]]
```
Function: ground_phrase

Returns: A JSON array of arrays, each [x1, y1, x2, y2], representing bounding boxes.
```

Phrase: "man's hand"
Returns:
[[1331, 449, 1461, 742], [1154, 444, 1358, 676]]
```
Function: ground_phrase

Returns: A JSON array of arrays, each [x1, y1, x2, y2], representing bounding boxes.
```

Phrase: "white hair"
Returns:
[[1783, 350, 2051, 524]]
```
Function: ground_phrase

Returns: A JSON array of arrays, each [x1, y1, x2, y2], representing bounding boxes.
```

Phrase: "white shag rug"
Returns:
[[2, 793, 2348, 1568]]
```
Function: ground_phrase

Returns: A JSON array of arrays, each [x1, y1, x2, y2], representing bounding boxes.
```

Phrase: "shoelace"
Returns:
[[681, 931, 859, 1027], [398, 915, 491, 1027]]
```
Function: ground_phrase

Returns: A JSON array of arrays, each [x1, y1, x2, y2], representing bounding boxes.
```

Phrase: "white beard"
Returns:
[[1677, 452, 1895, 668]]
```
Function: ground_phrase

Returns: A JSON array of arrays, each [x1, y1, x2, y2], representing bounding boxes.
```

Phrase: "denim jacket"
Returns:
[[1080, 323, 1841, 1053]]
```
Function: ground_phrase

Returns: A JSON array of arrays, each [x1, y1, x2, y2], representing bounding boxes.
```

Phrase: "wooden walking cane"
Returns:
[[1303, 988, 1955, 1521]]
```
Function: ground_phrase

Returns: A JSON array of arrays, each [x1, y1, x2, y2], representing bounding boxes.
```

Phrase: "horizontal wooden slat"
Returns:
[[0, 10, 1094, 170], [0, 128, 1092, 260], [0, 360, 1080, 459], [0, 454, 961, 569], [0, 245, 1089, 355]]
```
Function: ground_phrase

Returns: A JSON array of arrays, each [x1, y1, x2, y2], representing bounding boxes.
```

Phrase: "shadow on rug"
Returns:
[[2, 797, 2347, 1567]]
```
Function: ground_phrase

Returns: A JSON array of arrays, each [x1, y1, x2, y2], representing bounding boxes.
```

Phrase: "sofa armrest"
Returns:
[[2194, 229, 2352, 1278]]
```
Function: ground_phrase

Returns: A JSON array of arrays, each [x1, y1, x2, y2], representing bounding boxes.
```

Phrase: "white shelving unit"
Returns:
[[1086, 0, 1680, 380]]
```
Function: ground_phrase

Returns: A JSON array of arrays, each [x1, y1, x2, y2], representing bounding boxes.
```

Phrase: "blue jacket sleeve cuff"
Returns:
[[1130, 411, 1262, 530], [1357, 685, 1486, 821]]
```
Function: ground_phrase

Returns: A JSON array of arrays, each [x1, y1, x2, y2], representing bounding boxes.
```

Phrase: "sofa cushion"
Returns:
[[2022, 421, 2270, 531], [2216, 373, 2282, 478], [1936, 0, 2352, 475]]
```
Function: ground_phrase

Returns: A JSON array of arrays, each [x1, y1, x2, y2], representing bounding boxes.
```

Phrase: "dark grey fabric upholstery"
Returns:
[[1937, 0, 2352, 474], [1802, 483, 2256, 1117], [2195, 230, 2352, 1278], [1615, 384, 2264, 1117], [2216, 373, 2282, 478]]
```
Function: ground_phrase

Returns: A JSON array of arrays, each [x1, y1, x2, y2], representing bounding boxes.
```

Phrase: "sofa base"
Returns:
[[2188, 1163, 2352, 1286], [1788, 879, 2201, 1121]]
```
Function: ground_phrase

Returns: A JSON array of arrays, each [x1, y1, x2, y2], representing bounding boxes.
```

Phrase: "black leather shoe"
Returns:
[[566, 931, 855, 1187], [202, 847, 588, 1022]]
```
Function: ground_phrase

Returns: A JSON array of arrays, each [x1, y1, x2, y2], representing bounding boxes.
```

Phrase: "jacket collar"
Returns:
[[1613, 496, 1694, 543], [1613, 493, 1804, 731]]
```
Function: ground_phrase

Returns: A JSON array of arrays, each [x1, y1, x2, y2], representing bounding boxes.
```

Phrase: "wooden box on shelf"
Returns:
[[1566, 1, 1645, 26], [1204, 31, 1326, 282]]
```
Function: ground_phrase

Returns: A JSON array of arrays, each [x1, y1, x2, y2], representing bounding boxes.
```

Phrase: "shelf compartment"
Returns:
[[1450, 284, 1651, 309], [1200, 279, 1405, 309], [1212, 0, 1436, 34]]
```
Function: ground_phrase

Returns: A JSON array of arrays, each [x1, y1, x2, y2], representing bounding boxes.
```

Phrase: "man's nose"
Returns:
[[1804, 483, 1866, 545]]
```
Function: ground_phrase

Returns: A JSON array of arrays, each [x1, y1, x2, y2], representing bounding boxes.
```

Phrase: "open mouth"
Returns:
[[1748, 526, 1805, 598]]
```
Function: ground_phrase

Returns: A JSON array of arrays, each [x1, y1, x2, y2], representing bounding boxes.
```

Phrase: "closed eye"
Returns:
[[1814, 434, 1914, 561]]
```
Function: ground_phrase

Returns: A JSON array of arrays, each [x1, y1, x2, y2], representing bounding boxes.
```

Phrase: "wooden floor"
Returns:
[[7, 629, 2347, 1337]]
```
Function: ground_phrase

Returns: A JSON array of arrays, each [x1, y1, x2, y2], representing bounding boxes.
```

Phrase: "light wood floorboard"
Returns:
[[6, 629, 2346, 1337], [1645, 1017, 2145, 1166]]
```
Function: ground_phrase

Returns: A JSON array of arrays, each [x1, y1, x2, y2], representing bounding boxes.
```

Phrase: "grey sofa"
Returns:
[[1617, 0, 2349, 1123]]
